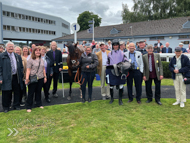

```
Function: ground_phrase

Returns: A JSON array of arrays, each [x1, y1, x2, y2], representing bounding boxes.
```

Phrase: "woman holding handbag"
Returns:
[[25, 46, 47, 112]]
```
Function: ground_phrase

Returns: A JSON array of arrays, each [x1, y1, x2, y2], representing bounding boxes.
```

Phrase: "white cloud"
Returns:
[[1, 0, 133, 26]]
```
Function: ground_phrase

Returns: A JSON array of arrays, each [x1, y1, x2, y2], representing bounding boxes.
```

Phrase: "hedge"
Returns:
[[162, 61, 172, 78]]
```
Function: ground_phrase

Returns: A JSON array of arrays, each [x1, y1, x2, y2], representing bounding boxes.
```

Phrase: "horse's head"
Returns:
[[67, 43, 83, 70]]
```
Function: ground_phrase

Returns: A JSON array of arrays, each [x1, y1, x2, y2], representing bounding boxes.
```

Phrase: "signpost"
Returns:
[[88, 18, 94, 41], [71, 23, 80, 44]]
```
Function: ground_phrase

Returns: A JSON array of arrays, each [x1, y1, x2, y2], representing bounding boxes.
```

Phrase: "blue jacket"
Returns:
[[44, 55, 53, 79], [182, 48, 187, 53], [0, 52, 23, 90], [169, 54, 190, 79]]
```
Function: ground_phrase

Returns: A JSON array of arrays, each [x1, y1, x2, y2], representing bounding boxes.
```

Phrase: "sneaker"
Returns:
[[20, 102, 25, 106], [180, 102, 185, 108], [102, 96, 106, 100], [53, 93, 58, 98], [172, 101, 180, 105]]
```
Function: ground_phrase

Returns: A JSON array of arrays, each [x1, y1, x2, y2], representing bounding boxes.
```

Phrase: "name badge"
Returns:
[[54, 62, 56, 66], [156, 60, 159, 63], [137, 67, 139, 70]]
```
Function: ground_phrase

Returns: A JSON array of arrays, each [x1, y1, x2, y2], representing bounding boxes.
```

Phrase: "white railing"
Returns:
[[160, 53, 190, 62]]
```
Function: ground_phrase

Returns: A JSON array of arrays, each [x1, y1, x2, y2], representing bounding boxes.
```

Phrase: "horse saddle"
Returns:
[[111, 62, 131, 79]]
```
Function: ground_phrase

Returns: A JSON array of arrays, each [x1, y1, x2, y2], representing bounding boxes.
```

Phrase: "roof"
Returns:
[[53, 16, 190, 41]]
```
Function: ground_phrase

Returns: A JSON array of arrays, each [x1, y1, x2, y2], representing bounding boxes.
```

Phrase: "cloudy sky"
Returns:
[[1, 0, 134, 26]]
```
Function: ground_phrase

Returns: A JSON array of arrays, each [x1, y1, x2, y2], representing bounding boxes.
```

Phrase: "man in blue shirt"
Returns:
[[179, 43, 187, 53]]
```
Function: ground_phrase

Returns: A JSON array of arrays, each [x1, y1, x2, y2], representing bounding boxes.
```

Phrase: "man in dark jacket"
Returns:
[[162, 42, 172, 53], [169, 47, 190, 108], [46, 41, 63, 98], [0, 41, 23, 113]]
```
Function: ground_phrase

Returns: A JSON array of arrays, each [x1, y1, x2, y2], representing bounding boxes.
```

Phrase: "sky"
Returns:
[[0, 0, 134, 27]]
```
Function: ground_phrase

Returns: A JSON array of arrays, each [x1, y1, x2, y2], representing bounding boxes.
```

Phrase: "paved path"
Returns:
[[0, 85, 190, 112]]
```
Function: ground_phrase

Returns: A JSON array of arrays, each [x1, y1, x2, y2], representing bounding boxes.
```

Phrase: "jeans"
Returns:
[[81, 71, 95, 99]]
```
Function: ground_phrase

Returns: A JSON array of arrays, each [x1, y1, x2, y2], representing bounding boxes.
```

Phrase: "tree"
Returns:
[[121, 0, 190, 24], [77, 11, 102, 31]]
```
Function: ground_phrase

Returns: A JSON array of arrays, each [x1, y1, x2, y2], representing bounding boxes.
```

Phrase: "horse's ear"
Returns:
[[74, 44, 77, 48], [65, 45, 68, 47]]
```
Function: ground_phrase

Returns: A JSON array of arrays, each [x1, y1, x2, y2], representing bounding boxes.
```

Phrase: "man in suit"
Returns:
[[0, 41, 24, 113], [96, 42, 111, 100], [46, 41, 63, 98], [136, 40, 148, 55], [156, 39, 163, 48], [143, 45, 163, 105], [179, 43, 187, 53], [125, 43, 144, 104], [162, 42, 172, 53]]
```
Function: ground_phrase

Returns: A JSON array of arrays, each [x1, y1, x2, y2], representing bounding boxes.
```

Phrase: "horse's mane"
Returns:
[[67, 44, 77, 57]]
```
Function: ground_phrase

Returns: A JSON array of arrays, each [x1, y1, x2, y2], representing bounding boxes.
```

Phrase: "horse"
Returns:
[[66, 43, 84, 100]]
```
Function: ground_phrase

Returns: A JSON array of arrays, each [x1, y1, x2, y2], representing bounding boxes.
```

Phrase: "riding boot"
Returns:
[[119, 88, 123, 105], [109, 88, 114, 104]]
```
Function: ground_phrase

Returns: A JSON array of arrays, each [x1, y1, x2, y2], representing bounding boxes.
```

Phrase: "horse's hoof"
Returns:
[[67, 96, 71, 100]]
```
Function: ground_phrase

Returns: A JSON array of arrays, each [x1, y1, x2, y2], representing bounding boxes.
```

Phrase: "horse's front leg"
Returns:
[[67, 69, 73, 100]]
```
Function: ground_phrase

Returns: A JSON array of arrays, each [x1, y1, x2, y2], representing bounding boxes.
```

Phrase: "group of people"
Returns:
[[0, 39, 190, 113], [0, 41, 63, 113]]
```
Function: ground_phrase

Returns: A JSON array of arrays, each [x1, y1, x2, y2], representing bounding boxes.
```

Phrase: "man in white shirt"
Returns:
[[96, 42, 111, 100]]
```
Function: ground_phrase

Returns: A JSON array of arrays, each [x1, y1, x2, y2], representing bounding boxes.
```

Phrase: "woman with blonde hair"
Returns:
[[22, 45, 31, 61], [15, 46, 27, 106]]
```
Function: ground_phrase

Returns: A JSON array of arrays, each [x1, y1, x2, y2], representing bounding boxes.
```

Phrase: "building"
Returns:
[[53, 16, 190, 51], [0, 2, 70, 46]]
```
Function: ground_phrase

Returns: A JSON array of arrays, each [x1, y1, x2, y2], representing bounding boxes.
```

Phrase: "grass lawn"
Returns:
[[51, 78, 174, 91], [0, 98, 190, 143]]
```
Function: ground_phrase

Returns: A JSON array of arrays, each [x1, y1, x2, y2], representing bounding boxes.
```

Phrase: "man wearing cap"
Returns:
[[162, 42, 172, 53], [153, 43, 161, 53], [96, 42, 111, 100], [106, 39, 128, 105], [136, 40, 148, 55], [124, 43, 144, 104], [179, 43, 187, 53], [169, 47, 190, 108], [120, 41, 127, 52], [143, 45, 163, 105]]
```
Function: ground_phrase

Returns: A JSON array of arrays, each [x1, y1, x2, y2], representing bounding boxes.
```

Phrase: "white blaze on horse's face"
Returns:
[[71, 60, 76, 64]]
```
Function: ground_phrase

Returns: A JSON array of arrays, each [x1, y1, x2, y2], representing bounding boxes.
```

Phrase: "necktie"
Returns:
[[149, 55, 152, 72], [166, 48, 168, 53], [53, 51, 55, 60], [9, 54, 16, 75]]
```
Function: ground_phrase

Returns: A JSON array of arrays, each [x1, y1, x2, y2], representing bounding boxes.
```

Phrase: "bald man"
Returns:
[[46, 41, 63, 98], [124, 43, 144, 104], [162, 42, 172, 53]]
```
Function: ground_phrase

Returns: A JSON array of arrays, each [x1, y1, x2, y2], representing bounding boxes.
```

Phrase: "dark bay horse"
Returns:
[[66, 43, 84, 100]]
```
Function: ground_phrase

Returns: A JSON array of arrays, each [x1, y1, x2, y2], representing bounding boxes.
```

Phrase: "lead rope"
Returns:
[[74, 68, 85, 85]]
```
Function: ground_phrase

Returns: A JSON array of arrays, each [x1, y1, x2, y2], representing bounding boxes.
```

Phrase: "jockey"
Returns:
[[106, 39, 128, 105]]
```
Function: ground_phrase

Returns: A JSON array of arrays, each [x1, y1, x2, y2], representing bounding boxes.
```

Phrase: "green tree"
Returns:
[[77, 11, 102, 31], [122, 0, 190, 24]]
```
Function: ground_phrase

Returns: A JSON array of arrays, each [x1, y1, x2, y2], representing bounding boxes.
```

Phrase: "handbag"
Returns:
[[29, 59, 41, 84], [184, 77, 190, 84]]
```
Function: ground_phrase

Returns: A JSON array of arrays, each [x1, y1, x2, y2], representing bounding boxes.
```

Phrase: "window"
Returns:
[[3, 11, 6, 16], [23, 27, 25, 32], [62, 23, 69, 29], [26, 16, 28, 20], [29, 16, 31, 20], [53, 31, 56, 35], [22, 15, 25, 20], [11, 12, 14, 18], [150, 36, 164, 40], [26, 28, 28, 32], [11, 26, 15, 31], [35, 17, 38, 21], [29, 28, 31, 33], [38, 18, 41, 22], [45, 30, 48, 34], [32, 17, 34, 21], [38, 29, 41, 34], [179, 35, 190, 39], [7, 26, 10, 31], [3, 25, 6, 30], [6, 12, 10, 17], [19, 14, 22, 19], [41, 30, 44, 34]]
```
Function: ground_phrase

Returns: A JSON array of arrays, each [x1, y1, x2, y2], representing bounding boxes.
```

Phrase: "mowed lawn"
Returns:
[[0, 98, 190, 143], [51, 78, 174, 90]]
